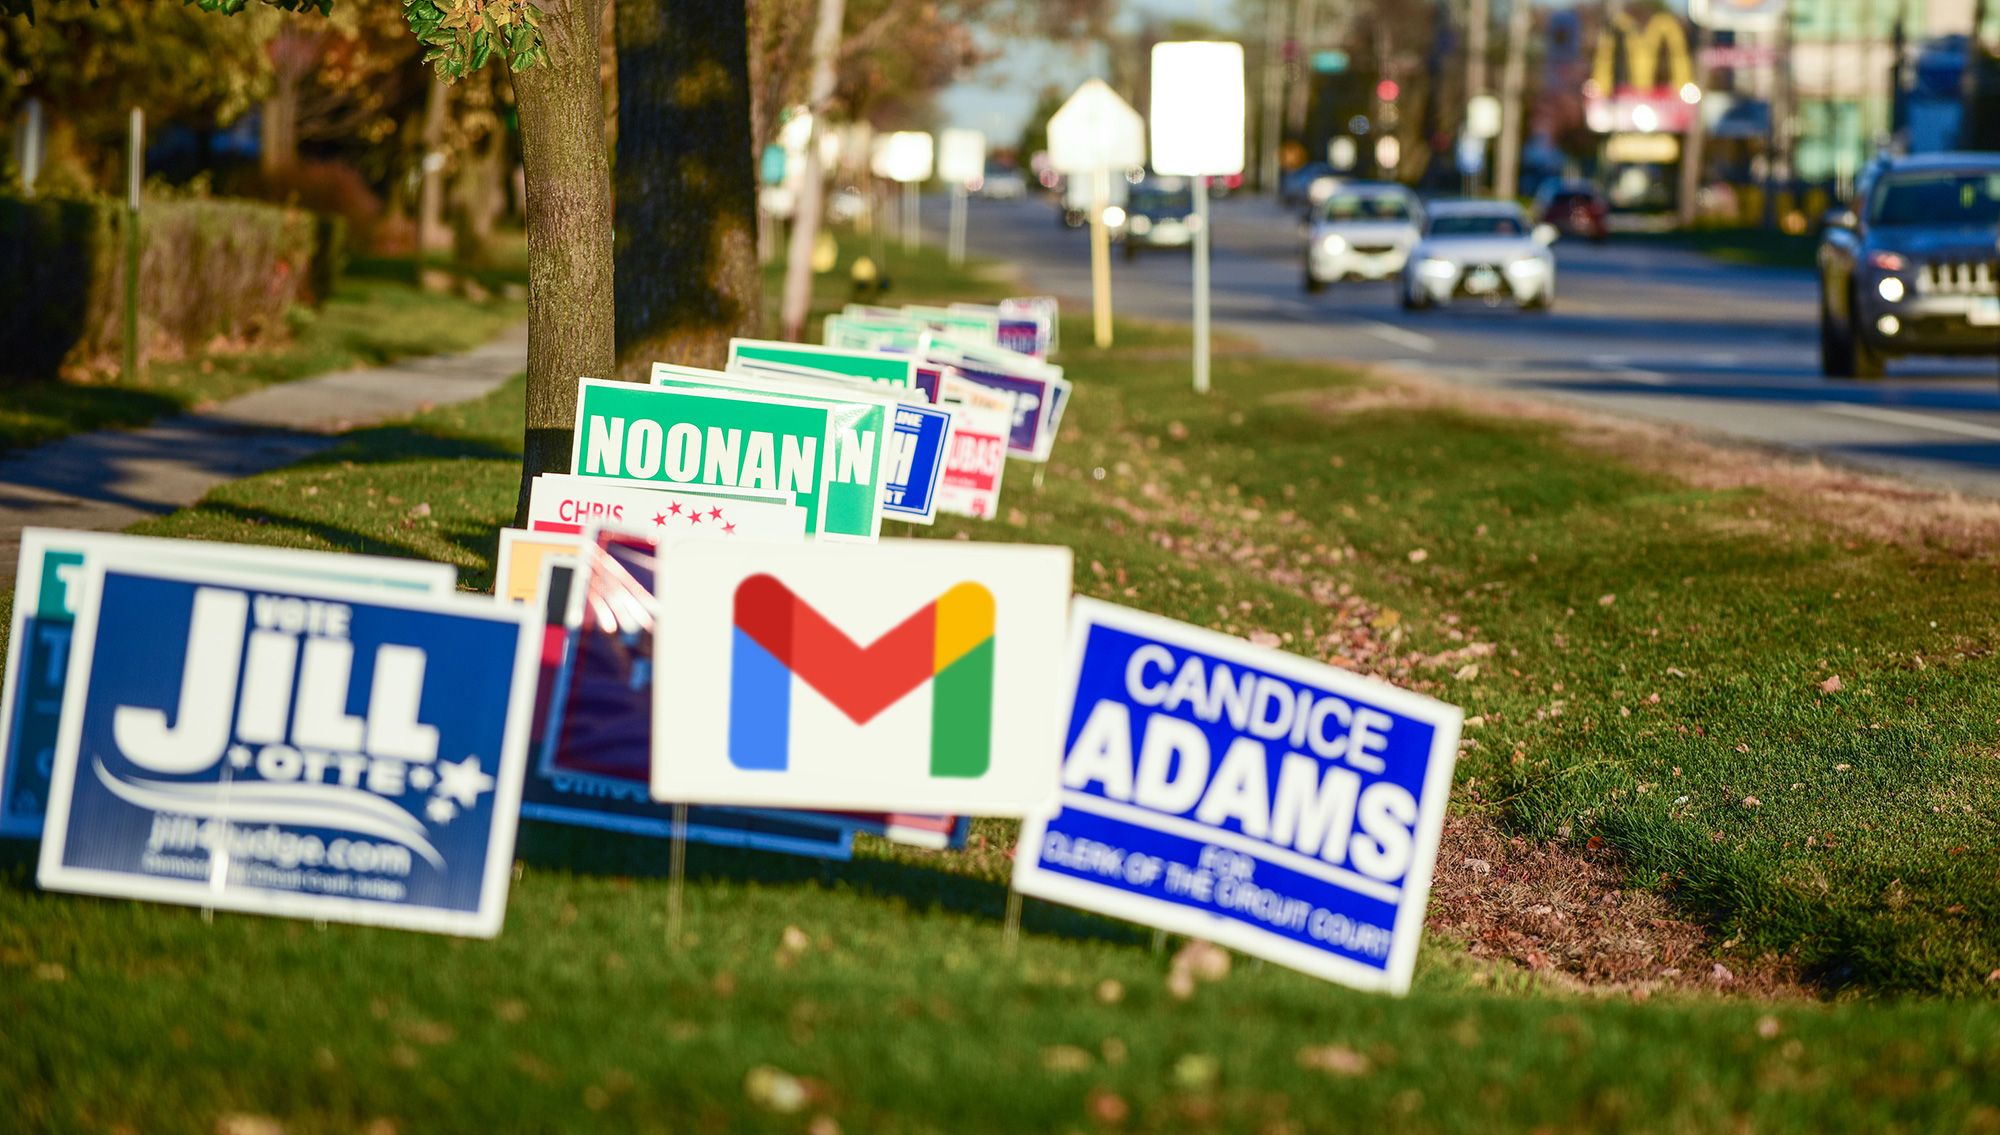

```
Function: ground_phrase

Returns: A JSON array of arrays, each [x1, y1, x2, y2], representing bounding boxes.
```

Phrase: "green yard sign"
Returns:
[[571, 378, 871, 541], [646, 366, 891, 542]]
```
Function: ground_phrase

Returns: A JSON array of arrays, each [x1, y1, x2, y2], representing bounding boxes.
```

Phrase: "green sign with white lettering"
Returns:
[[727, 338, 918, 391], [571, 378, 875, 540], [647, 365, 889, 542]]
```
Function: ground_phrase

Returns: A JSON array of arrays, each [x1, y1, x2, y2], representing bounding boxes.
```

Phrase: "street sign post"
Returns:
[[1048, 79, 1145, 349], [1150, 41, 1246, 396], [871, 131, 933, 252], [938, 127, 986, 267]]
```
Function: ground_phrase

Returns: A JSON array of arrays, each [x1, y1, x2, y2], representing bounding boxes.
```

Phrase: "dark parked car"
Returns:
[[1818, 153, 2000, 378], [1533, 180, 1610, 242], [1116, 178, 1197, 259]]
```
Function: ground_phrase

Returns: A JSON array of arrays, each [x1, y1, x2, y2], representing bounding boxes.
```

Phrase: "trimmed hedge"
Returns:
[[0, 194, 345, 383]]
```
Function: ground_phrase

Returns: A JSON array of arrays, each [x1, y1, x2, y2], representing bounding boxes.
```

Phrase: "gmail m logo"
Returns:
[[727, 575, 996, 777]]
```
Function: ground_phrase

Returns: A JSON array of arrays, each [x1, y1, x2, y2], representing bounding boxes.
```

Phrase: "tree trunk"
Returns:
[[260, 27, 315, 179], [260, 73, 299, 178], [778, 0, 845, 341], [1493, 0, 1529, 200], [453, 73, 508, 268], [509, 0, 616, 524], [612, 0, 763, 377], [417, 77, 450, 257]]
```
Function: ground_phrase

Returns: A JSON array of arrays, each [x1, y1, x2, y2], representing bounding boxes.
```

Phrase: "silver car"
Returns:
[[1401, 200, 1557, 311], [1303, 182, 1422, 292]]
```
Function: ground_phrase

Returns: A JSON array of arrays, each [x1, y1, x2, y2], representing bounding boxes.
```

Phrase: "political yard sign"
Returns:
[[525, 474, 806, 542], [647, 366, 892, 542], [36, 559, 537, 937], [1011, 600, 1462, 994], [727, 338, 921, 394], [0, 531, 457, 839], [652, 540, 1071, 815], [652, 363, 946, 528], [573, 379, 874, 541]]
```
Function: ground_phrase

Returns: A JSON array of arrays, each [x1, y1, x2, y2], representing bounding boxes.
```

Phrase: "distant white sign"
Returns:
[[1048, 79, 1146, 175], [938, 128, 988, 185], [871, 131, 935, 184], [1690, 0, 1783, 31], [1466, 95, 1502, 141], [1149, 42, 1247, 177]]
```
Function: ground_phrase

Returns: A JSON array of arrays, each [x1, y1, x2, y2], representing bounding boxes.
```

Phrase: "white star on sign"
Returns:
[[408, 766, 436, 791], [426, 797, 458, 824], [433, 755, 495, 809]]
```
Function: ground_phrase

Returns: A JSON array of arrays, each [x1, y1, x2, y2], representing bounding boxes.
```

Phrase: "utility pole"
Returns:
[[1288, 0, 1318, 140], [779, 0, 847, 341], [1495, 0, 1530, 199], [1765, 2, 1795, 228], [1467, 0, 1490, 193], [1679, 18, 1713, 226], [1261, 0, 1287, 191]]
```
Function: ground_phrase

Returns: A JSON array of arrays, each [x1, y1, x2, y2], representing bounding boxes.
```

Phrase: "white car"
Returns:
[[1401, 200, 1557, 311], [1304, 182, 1422, 292]]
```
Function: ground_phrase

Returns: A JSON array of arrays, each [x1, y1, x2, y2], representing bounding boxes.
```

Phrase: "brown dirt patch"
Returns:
[[1428, 813, 1803, 999]]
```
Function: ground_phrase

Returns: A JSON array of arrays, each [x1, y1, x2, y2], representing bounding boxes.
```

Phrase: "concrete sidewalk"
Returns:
[[0, 323, 527, 580]]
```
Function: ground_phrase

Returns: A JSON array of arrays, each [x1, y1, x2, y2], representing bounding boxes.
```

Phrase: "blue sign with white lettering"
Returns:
[[1011, 599, 1461, 993], [882, 403, 951, 524], [36, 564, 534, 937]]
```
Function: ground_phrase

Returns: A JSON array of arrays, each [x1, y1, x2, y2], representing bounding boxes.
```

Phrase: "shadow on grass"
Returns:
[[517, 820, 1153, 950], [0, 383, 184, 456]]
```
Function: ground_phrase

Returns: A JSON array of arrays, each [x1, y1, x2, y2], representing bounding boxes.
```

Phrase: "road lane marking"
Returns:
[[1819, 403, 2000, 442], [1361, 321, 1436, 353], [1585, 354, 1670, 385]]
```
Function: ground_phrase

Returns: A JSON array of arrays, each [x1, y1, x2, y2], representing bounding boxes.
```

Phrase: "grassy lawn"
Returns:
[[0, 256, 525, 456], [4, 241, 2000, 1131]]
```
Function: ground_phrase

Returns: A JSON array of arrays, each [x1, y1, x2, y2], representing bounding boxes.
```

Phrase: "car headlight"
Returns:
[[1505, 256, 1547, 276], [1417, 258, 1457, 279], [1877, 275, 1905, 303], [1320, 234, 1347, 255], [1129, 215, 1152, 235]]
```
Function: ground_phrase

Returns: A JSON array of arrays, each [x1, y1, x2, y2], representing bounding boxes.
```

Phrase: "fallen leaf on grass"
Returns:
[[1042, 1045, 1094, 1073], [1247, 630, 1280, 649], [1820, 674, 1844, 693], [215, 1116, 285, 1135], [1296, 1045, 1371, 1076], [1173, 1053, 1220, 1090], [1089, 1088, 1131, 1125], [1454, 663, 1479, 680], [1171, 940, 1231, 983], [1741, 796, 1761, 809], [1462, 857, 1492, 877], [744, 1065, 809, 1114], [1756, 1015, 1783, 1038], [1095, 979, 1124, 1005], [1407, 548, 1429, 564], [1598, 594, 1616, 606]]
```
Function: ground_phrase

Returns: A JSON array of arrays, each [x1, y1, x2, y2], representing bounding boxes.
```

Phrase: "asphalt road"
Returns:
[[948, 193, 2000, 498]]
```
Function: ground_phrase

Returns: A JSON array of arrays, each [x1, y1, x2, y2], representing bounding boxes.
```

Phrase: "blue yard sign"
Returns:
[[1011, 599, 1461, 993], [36, 560, 535, 937], [0, 530, 456, 839], [883, 402, 951, 524]]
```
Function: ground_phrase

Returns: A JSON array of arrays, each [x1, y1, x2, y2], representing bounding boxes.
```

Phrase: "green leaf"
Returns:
[[470, 28, 491, 72]]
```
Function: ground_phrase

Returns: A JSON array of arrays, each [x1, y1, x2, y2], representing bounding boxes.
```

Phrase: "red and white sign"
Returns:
[[935, 405, 1011, 520], [526, 474, 807, 542]]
